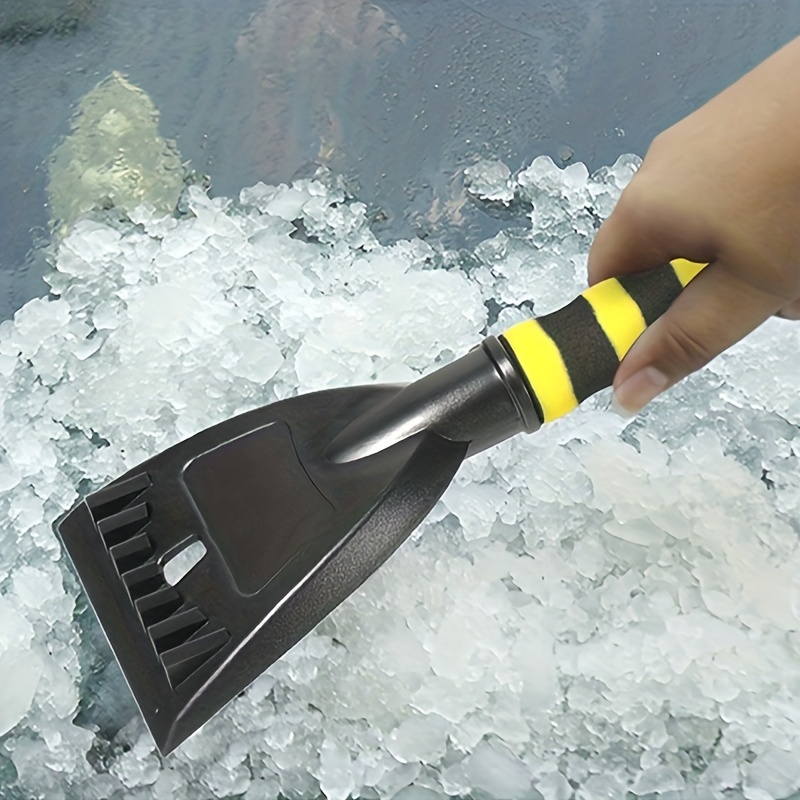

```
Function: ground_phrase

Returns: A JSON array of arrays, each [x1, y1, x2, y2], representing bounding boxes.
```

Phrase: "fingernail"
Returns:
[[609, 394, 636, 419], [611, 366, 670, 417]]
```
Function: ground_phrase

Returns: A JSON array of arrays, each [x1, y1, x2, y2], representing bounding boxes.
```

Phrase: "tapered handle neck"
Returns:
[[325, 337, 540, 463]]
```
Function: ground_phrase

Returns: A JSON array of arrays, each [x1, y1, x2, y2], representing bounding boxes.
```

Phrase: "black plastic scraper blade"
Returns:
[[56, 385, 468, 754]]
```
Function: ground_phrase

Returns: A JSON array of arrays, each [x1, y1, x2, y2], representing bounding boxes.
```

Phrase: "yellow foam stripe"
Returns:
[[671, 258, 707, 287], [580, 278, 647, 361], [503, 319, 577, 422]]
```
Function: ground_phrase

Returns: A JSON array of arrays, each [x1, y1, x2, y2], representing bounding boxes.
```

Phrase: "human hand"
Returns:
[[588, 35, 800, 415]]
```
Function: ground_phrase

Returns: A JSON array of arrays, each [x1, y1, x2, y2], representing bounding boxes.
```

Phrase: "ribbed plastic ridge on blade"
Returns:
[[149, 608, 207, 652], [83, 471, 231, 688], [87, 472, 151, 519], [109, 531, 153, 573], [98, 503, 150, 547], [135, 587, 183, 627], [160, 629, 231, 688], [122, 562, 165, 598]]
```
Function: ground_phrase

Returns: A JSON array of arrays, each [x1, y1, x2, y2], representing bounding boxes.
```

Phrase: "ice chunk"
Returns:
[[442, 480, 515, 541], [463, 740, 534, 800], [603, 517, 666, 547], [163, 540, 207, 586], [510, 629, 558, 713], [12, 565, 63, 609], [516, 154, 566, 196], [47, 71, 184, 238], [109, 736, 161, 788], [387, 714, 449, 764], [631, 765, 685, 795], [0, 650, 43, 736], [578, 773, 628, 799], [318, 739, 357, 800], [742, 743, 800, 800], [536, 771, 571, 800], [0, 597, 34, 650], [265, 186, 314, 221], [0, 451, 21, 492], [464, 160, 515, 203], [393, 787, 443, 800]]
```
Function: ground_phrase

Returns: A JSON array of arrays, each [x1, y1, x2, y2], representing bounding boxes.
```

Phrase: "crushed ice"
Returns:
[[1, 155, 799, 799]]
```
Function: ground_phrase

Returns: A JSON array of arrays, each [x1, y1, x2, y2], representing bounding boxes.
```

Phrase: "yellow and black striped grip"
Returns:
[[500, 259, 706, 423]]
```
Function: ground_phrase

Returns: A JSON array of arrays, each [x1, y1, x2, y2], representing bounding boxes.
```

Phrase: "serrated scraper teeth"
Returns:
[[98, 502, 150, 547], [161, 628, 230, 688], [122, 562, 165, 599], [87, 472, 151, 520], [109, 531, 153, 573], [135, 586, 183, 627], [148, 607, 207, 654]]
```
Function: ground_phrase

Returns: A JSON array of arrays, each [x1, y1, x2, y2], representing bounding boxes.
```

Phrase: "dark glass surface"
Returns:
[[1, 0, 798, 321]]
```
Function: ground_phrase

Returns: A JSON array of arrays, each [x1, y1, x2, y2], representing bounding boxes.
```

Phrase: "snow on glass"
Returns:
[[1, 155, 800, 800]]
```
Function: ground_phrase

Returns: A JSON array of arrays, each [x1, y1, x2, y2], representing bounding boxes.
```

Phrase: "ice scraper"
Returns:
[[55, 258, 705, 754]]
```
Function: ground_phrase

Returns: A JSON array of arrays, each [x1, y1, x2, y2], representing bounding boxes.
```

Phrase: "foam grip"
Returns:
[[500, 259, 706, 423]]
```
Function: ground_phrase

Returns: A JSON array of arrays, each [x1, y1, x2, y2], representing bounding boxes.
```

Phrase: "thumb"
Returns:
[[612, 260, 783, 414], [777, 298, 800, 321]]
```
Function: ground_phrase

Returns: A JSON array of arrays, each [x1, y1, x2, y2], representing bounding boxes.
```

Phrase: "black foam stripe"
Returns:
[[617, 265, 683, 326], [537, 295, 619, 404]]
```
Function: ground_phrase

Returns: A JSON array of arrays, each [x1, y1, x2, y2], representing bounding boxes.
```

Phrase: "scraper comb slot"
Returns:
[[161, 628, 231, 688], [98, 503, 150, 547], [123, 563, 165, 599], [87, 472, 151, 519], [136, 587, 183, 627], [109, 531, 153, 573], [149, 608, 207, 653]]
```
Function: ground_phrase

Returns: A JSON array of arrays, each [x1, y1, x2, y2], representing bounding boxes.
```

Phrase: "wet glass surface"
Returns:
[[1, 5, 800, 795], [1, 0, 799, 321]]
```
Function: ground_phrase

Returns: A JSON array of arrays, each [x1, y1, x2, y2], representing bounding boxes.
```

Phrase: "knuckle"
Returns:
[[648, 129, 674, 155], [611, 180, 652, 227], [659, 323, 716, 374], [611, 180, 668, 245]]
